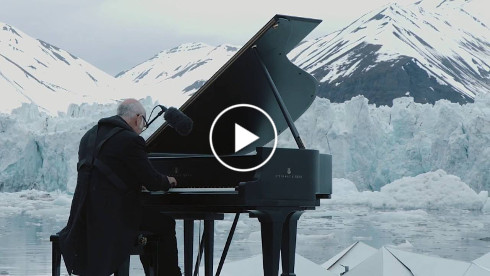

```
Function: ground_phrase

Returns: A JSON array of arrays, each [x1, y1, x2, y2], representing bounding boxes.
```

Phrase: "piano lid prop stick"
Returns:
[[252, 46, 306, 150]]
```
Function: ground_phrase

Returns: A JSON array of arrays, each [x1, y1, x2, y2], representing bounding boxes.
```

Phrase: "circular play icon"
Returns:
[[209, 104, 277, 172]]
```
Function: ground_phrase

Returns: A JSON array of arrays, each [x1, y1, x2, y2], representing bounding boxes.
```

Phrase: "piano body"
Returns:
[[142, 15, 332, 276]]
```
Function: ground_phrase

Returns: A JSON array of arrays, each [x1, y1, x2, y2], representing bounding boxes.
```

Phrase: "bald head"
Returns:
[[117, 98, 147, 134], [117, 99, 145, 118]]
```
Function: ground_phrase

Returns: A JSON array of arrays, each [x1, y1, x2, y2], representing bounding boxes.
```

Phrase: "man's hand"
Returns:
[[167, 176, 177, 188]]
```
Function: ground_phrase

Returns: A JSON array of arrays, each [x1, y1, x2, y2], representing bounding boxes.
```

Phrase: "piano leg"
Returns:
[[184, 219, 194, 276], [204, 220, 214, 276], [174, 213, 223, 276], [251, 209, 295, 276], [281, 211, 303, 276]]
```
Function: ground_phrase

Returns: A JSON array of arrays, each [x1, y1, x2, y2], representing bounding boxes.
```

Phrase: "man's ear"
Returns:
[[134, 116, 139, 127]]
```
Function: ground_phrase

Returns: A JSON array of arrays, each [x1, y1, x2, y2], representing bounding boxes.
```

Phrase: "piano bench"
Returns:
[[50, 232, 160, 276]]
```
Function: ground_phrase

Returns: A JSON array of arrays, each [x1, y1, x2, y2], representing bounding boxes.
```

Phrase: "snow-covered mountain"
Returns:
[[0, 22, 136, 114], [1, 0, 490, 193], [116, 42, 238, 107], [289, 0, 490, 105], [2, 0, 489, 114], [119, 0, 489, 107]]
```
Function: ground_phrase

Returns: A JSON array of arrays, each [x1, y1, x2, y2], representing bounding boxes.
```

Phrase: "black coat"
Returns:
[[58, 115, 170, 276]]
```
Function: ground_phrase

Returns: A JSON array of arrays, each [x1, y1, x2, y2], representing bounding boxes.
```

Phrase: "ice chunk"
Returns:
[[330, 171, 485, 210]]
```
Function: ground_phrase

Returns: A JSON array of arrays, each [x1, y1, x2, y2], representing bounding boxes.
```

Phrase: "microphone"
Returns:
[[146, 105, 193, 136], [164, 107, 193, 136]]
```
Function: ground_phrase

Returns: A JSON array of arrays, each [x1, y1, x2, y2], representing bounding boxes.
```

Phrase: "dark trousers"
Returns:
[[139, 210, 182, 276]]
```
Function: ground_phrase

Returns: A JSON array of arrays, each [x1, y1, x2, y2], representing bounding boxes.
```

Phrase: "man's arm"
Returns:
[[125, 135, 174, 191]]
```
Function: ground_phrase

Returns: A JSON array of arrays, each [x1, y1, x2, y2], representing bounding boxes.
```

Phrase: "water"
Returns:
[[298, 204, 490, 263], [1, 202, 489, 275]]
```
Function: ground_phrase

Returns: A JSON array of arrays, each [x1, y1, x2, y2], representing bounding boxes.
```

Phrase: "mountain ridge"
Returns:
[[119, 0, 489, 106], [1, 0, 489, 114], [288, 0, 489, 105], [0, 22, 136, 114]]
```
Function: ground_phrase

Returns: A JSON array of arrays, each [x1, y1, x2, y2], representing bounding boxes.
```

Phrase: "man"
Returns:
[[58, 98, 182, 276]]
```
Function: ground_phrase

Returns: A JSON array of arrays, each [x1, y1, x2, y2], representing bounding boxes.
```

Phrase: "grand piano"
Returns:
[[142, 15, 332, 276]]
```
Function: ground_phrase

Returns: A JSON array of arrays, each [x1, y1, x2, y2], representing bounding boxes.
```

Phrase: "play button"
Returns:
[[209, 104, 277, 172], [235, 123, 259, 153]]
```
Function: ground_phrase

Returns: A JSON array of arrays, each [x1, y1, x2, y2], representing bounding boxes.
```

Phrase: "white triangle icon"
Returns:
[[235, 123, 259, 153]]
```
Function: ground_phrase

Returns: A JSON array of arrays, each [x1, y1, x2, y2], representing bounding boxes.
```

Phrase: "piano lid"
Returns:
[[146, 15, 322, 154]]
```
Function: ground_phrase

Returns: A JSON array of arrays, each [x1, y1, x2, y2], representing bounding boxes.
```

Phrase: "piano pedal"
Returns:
[[137, 234, 148, 246]]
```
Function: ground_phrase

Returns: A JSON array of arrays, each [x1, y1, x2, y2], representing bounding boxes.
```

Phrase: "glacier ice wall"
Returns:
[[0, 97, 157, 192], [277, 94, 490, 192], [0, 95, 489, 193]]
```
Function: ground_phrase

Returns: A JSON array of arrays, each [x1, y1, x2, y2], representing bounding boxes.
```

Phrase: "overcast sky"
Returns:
[[0, 0, 476, 76]]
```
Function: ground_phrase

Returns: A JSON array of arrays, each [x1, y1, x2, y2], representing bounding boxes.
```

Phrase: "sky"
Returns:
[[0, 0, 484, 76]]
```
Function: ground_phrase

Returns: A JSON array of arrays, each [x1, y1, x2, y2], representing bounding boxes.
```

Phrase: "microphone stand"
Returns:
[[146, 105, 167, 128]]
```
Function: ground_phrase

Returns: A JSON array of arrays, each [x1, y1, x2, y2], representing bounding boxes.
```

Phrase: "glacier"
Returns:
[[0, 93, 489, 195], [278, 93, 490, 193], [0, 97, 158, 192]]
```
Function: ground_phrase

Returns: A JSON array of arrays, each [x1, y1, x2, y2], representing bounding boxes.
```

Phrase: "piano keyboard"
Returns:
[[150, 188, 238, 194]]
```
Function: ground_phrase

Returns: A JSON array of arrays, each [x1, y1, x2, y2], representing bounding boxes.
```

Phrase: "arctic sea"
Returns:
[[0, 191, 489, 276]]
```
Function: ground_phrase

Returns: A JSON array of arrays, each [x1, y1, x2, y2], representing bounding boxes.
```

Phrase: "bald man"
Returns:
[[58, 99, 181, 276]]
